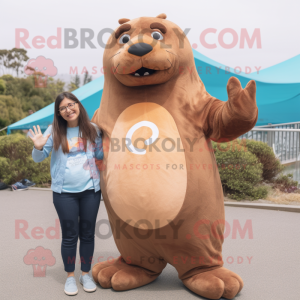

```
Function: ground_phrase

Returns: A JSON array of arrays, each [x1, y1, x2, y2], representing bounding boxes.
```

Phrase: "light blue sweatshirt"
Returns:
[[32, 123, 103, 193]]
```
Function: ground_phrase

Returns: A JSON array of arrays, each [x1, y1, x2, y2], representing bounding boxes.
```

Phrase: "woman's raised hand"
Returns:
[[29, 125, 51, 150]]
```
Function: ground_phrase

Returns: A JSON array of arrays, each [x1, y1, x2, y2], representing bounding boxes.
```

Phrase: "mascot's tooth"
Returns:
[[135, 73, 140, 76], [144, 72, 149, 76]]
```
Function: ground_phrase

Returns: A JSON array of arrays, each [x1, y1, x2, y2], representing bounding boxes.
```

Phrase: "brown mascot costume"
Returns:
[[92, 13, 258, 299]]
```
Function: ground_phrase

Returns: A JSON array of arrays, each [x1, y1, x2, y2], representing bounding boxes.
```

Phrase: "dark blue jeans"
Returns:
[[53, 189, 101, 272]]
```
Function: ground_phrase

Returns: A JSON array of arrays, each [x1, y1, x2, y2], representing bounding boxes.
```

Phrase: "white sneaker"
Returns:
[[79, 274, 97, 292], [64, 276, 78, 296]]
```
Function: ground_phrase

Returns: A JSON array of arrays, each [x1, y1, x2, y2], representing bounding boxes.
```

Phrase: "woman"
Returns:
[[30, 92, 103, 296]]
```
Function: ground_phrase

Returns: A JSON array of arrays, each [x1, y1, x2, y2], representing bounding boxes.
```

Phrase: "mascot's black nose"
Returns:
[[128, 43, 153, 56]]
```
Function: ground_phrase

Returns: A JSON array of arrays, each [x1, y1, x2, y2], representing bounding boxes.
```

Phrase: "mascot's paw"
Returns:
[[226, 77, 257, 120], [182, 267, 243, 300], [92, 256, 160, 291]]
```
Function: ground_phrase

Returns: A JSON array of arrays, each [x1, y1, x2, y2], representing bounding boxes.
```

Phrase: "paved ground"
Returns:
[[1, 189, 299, 300]]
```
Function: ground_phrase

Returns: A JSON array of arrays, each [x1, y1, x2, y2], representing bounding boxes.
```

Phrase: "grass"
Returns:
[[224, 187, 300, 205], [265, 188, 300, 205], [34, 183, 51, 188]]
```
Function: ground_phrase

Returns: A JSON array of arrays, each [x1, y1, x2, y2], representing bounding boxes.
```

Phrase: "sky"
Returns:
[[1, 0, 300, 82]]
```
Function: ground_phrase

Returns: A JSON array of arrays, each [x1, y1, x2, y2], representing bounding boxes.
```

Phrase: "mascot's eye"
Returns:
[[119, 34, 130, 44], [151, 31, 163, 40]]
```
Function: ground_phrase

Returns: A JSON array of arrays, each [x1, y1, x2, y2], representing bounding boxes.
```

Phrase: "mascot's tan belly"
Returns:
[[106, 102, 187, 229]]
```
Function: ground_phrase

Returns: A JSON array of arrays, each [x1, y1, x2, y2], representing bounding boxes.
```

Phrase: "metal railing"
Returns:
[[255, 121, 300, 129], [240, 122, 300, 164]]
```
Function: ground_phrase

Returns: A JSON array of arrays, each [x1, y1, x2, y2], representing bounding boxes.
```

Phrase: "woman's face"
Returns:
[[58, 97, 80, 123]]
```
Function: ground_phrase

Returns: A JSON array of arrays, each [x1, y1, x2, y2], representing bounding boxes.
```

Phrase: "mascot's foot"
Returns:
[[182, 267, 243, 300], [92, 256, 160, 291]]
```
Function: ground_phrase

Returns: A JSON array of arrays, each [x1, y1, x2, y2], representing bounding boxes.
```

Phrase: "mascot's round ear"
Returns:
[[118, 18, 130, 24], [156, 13, 167, 19]]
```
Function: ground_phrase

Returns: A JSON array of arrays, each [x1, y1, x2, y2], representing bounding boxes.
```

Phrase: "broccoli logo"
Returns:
[[23, 246, 56, 277]]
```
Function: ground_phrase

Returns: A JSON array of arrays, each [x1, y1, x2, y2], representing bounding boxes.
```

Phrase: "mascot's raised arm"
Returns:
[[92, 13, 258, 300]]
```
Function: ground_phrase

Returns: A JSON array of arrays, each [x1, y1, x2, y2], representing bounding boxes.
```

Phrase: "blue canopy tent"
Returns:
[[192, 50, 300, 125], [6, 49, 300, 133]]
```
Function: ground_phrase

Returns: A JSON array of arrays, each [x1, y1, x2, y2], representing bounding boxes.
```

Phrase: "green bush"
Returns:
[[0, 79, 6, 95], [245, 139, 284, 181], [0, 133, 51, 185], [0, 95, 25, 125], [273, 173, 298, 193], [0, 75, 65, 128], [212, 140, 268, 200], [0, 118, 7, 136], [22, 95, 45, 112]]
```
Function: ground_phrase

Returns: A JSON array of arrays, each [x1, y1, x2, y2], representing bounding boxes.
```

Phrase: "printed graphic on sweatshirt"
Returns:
[[66, 136, 99, 179], [68, 136, 85, 152]]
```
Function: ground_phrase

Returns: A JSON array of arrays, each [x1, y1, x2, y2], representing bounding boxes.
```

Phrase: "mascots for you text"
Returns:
[[92, 13, 258, 299]]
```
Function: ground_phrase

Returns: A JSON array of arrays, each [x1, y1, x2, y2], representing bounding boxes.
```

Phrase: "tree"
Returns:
[[0, 79, 6, 94], [0, 48, 29, 76], [0, 50, 11, 75], [46, 77, 66, 100], [68, 74, 81, 92], [68, 72, 92, 92], [0, 74, 66, 119], [0, 95, 25, 126], [10, 48, 29, 76], [72, 74, 81, 88], [0, 117, 8, 136], [0, 50, 5, 75], [83, 71, 92, 85]]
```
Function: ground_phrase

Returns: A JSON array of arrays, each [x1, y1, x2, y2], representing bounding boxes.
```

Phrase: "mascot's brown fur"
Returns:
[[92, 13, 258, 299]]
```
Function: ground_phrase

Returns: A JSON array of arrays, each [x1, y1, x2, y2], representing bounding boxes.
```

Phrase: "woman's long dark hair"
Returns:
[[53, 92, 98, 153]]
